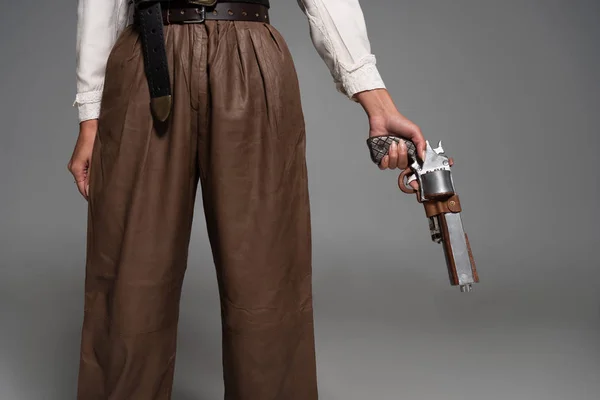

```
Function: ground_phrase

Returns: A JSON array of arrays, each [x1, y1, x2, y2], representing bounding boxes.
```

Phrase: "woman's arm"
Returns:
[[68, 0, 130, 201], [297, 0, 427, 166], [73, 0, 130, 123], [296, 0, 386, 100]]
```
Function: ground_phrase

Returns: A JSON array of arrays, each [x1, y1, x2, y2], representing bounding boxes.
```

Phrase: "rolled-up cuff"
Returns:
[[73, 90, 103, 122], [337, 56, 386, 102], [77, 102, 101, 122]]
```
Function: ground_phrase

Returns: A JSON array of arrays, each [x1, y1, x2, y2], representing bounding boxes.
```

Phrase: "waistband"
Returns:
[[135, 0, 270, 9], [133, 0, 272, 122], [159, 1, 270, 24]]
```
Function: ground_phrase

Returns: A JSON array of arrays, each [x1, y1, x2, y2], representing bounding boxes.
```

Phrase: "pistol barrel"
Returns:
[[437, 212, 478, 292]]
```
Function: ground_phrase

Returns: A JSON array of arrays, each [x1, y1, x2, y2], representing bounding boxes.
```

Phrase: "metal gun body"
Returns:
[[364, 135, 479, 292], [403, 140, 479, 292]]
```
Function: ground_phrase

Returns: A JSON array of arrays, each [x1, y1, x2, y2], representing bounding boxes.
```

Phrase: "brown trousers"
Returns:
[[77, 20, 318, 400]]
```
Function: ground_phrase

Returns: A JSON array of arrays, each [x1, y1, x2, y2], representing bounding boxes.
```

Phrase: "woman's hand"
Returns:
[[354, 88, 426, 189], [368, 114, 425, 171], [67, 119, 98, 201]]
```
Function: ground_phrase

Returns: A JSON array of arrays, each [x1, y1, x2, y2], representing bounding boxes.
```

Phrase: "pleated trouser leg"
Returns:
[[77, 19, 318, 400]]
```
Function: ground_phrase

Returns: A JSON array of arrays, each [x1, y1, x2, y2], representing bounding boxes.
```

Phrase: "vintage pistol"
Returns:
[[366, 136, 479, 292]]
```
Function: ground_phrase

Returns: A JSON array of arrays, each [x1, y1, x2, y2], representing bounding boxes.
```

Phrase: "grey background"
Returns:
[[1, 0, 599, 399]]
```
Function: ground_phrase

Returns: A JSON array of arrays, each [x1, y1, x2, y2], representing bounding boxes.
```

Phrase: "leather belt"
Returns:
[[133, 0, 271, 122], [163, 2, 270, 24]]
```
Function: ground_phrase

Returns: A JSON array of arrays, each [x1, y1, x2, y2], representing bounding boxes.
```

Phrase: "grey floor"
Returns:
[[2, 231, 599, 399]]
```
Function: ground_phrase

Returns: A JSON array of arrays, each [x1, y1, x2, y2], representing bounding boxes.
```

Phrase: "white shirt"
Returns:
[[74, 0, 386, 122]]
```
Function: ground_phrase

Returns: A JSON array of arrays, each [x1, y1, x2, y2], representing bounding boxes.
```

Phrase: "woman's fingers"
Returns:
[[69, 158, 89, 200], [397, 139, 408, 169], [84, 167, 90, 199], [379, 155, 389, 170], [409, 179, 419, 190], [379, 140, 410, 170], [388, 141, 398, 169]]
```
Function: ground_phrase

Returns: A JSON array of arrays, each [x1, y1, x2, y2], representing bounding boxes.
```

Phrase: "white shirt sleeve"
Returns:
[[296, 0, 386, 101], [73, 0, 130, 122], [73, 0, 385, 122]]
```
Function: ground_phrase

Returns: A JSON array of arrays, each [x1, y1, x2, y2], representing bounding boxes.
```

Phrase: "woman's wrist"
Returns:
[[79, 119, 98, 137], [353, 88, 399, 118]]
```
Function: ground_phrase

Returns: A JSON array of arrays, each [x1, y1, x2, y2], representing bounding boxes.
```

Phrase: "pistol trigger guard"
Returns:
[[398, 168, 417, 194]]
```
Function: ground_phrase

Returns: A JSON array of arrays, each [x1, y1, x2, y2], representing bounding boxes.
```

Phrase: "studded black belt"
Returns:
[[133, 0, 271, 122]]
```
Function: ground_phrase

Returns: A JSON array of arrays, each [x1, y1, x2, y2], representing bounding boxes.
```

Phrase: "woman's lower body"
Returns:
[[77, 19, 318, 400]]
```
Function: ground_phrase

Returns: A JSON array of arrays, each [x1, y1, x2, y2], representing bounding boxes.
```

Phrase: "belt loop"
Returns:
[[166, 9, 170, 24]]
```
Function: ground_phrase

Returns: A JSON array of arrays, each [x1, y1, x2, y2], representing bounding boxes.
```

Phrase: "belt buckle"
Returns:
[[185, 0, 217, 23], [182, 6, 206, 23]]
